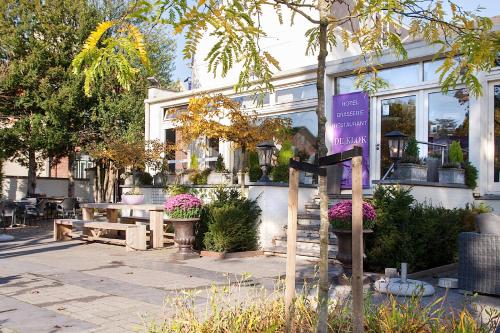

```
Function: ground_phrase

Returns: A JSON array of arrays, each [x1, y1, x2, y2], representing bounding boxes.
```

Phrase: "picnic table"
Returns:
[[80, 203, 165, 248]]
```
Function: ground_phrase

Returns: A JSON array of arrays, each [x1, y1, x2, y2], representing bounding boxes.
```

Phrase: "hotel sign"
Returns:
[[332, 92, 370, 188]]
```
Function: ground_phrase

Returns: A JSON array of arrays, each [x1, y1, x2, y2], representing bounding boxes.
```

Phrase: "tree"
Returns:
[[74, 0, 498, 330], [167, 94, 291, 191], [0, 0, 101, 196]]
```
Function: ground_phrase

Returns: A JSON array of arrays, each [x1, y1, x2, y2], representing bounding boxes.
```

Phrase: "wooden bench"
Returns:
[[54, 219, 147, 251], [121, 217, 175, 246]]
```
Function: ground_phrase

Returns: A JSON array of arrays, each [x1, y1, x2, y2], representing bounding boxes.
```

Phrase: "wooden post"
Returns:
[[285, 165, 299, 332], [106, 209, 118, 223], [82, 207, 94, 221], [150, 210, 164, 248], [317, 174, 329, 333], [351, 154, 364, 333]]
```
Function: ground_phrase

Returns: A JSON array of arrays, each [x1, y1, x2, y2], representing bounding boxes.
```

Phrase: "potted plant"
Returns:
[[438, 141, 465, 184], [121, 187, 145, 204], [208, 154, 231, 184], [329, 200, 376, 269], [393, 137, 427, 182], [164, 193, 203, 259]]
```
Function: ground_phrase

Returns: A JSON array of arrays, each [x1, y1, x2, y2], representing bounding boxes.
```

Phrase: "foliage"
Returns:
[[248, 151, 262, 182], [138, 172, 153, 186], [402, 137, 420, 164], [366, 185, 472, 272], [190, 154, 199, 170], [271, 141, 294, 182], [164, 193, 203, 219], [146, 279, 499, 332], [203, 187, 261, 252], [277, 141, 294, 165], [189, 169, 211, 185], [271, 165, 288, 183], [464, 161, 478, 189], [0, 158, 3, 200], [328, 200, 377, 230], [463, 202, 493, 231], [215, 154, 227, 173], [165, 184, 190, 196], [449, 141, 464, 166], [124, 188, 143, 195]]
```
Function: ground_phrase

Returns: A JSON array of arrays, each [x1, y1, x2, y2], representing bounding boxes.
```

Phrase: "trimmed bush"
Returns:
[[202, 187, 261, 252], [366, 185, 472, 273], [189, 168, 211, 185], [464, 161, 478, 189], [248, 151, 262, 182], [138, 172, 153, 185]]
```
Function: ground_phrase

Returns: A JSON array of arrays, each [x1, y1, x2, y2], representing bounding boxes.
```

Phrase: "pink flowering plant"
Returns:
[[164, 193, 203, 219], [328, 200, 376, 230]]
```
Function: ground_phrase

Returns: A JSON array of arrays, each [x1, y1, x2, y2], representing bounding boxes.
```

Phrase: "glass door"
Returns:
[[488, 82, 500, 192], [375, 94, 417, 178]]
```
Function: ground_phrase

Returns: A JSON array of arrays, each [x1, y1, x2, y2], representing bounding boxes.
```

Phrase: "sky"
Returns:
[[171, 0, 499, 85]]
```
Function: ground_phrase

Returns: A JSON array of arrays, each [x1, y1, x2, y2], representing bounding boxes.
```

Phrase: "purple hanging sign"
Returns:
[[332, 92, 370, 188]]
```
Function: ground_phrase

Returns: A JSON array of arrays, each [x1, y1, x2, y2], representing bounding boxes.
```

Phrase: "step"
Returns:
[[264, 245, 337, 260], [297, 213, 320, 226], [274, 238, 337, 253]]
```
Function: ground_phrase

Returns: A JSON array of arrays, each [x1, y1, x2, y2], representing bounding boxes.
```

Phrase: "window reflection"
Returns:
[[275, 84, 317, 103], [336, 75, 359, 94], [377, 64, 420, 88], [428, 89, 469, 160], [233, 94, 270, 108], [380, 95, 416, 175], [494, 85, 500, 182], [423, 59, 445, 81]]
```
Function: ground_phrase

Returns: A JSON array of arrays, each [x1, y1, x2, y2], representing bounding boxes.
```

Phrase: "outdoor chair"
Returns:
[[458, 213, 500, 296], [24, 199, 48, 225], [56, 198, 77, 218], [1, 202, 18, 228]]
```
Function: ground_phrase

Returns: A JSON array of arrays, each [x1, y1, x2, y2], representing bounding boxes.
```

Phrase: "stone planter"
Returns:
[[393, 163, 427, 182], [153, 173, 166, 187], [332, 229, 373, 269], [426, 157, 441, 182], [170, 218, 200, 260], [121, 194, 145, 205], [207, 172, 232, 185], [438, 168, 465, 184]]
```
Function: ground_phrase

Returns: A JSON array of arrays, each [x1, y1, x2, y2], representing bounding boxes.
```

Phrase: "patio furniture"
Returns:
[[1, 202, 19, 227], [80, 203, 165, 249], [56, 198, 78, 218], [458, 231, 500, 296], [54, 219, 147, 251], [24, 199, 48, 225]]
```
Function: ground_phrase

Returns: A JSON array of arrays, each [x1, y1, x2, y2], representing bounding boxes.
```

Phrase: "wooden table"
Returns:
[[80, 203, 165, 248]]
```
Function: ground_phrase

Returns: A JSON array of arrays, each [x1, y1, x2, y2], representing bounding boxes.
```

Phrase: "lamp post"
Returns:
[[384, 130, 408, 161], [256, 141, 275, 182]]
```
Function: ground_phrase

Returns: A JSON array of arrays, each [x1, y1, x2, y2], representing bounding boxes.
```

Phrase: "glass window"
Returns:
[[428, 89, 469, 160], [380, 95, 417, 175], [494, 85, 500, 181], [165, 129, 176, 173], [423, 59, 445, 81], [233, 94, 270, 108], [377, 64, 420, 88], [275, 84, 317, 104], [335, 75, 359, 94]]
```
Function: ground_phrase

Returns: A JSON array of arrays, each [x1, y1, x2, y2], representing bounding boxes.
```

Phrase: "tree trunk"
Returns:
[[27, 149, 37, 197], [67, 152, 75, 198], [316, 9, 330, 333], [96, 161, 103, 203], [105, 163, 116, 202]]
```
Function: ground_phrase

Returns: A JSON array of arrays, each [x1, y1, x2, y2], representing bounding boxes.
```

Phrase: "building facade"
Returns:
[[145, 15, 500, 208]]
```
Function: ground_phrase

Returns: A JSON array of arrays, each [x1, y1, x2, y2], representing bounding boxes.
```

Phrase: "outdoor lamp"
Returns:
[[256, 141, 275, 182], [384, 131, 408, 160]]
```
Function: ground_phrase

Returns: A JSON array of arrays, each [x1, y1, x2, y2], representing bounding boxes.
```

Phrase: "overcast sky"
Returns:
[[172, 0, 499, 85]]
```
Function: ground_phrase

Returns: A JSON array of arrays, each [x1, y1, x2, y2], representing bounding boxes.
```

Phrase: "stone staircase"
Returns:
[[264, 199, 338, 261]]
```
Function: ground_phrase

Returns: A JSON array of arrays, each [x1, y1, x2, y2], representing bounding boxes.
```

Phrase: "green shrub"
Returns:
[[138, 172, 153, 185], [215, 154, 226, 172], [190, 154, 199, 170], [271, 164, 288, 182], [449, 140, 464, 166], [366, 185, 469, 273], [202, 187, 261, 252], [164, 184, 190, 196], [277, 140, 294, 165], [0, 159, 3, 200], [402, 136, 420, 163], [464, 161, 478, 188], [248, 151, 262, 182], [189, 169, 211, 185]]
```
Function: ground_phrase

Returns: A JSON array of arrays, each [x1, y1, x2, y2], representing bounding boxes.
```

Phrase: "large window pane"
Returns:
[[275, 84, 317, 104], [494, 85, 500, 182], [377, 64, 420, 88], [233, 94, 270, 108], [428, 89, 469, 160], [423, 59, 445, 81], [381, 95, 416, 175], [335, 75, 359, 94]]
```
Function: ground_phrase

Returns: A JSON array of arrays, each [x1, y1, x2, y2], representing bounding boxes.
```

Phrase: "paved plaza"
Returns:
[[1, 224, 499, 333]]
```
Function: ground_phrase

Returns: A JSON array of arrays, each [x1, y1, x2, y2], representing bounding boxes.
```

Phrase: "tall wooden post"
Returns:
[[351, 154, 364, 333], [317, 173, 329, 333], [285, 165, 299, 332]]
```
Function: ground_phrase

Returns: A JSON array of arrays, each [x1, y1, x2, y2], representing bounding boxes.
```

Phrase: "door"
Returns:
[[374, 94, 418, 180], [488, 81, 500, 192]]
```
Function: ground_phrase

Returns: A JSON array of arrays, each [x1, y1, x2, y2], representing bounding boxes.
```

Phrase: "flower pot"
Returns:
[[170, 218, 200, 260], [393, 163, 427, 182], [438, 167, 465, 184], [426, 157, 441, 182], [121, 194, 145, 205], [332, 229, 373, 269], [153, 173, 165, 187]]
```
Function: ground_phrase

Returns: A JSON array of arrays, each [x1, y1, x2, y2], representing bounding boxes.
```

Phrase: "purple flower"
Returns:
[[328, 200, 376, 223], [164, 194, 203, 213]]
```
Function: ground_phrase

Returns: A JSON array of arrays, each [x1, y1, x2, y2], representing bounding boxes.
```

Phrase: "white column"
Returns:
[[469, 73, 485, 195], [325, 75, 334, 155], [144, 102, 151, 141]]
